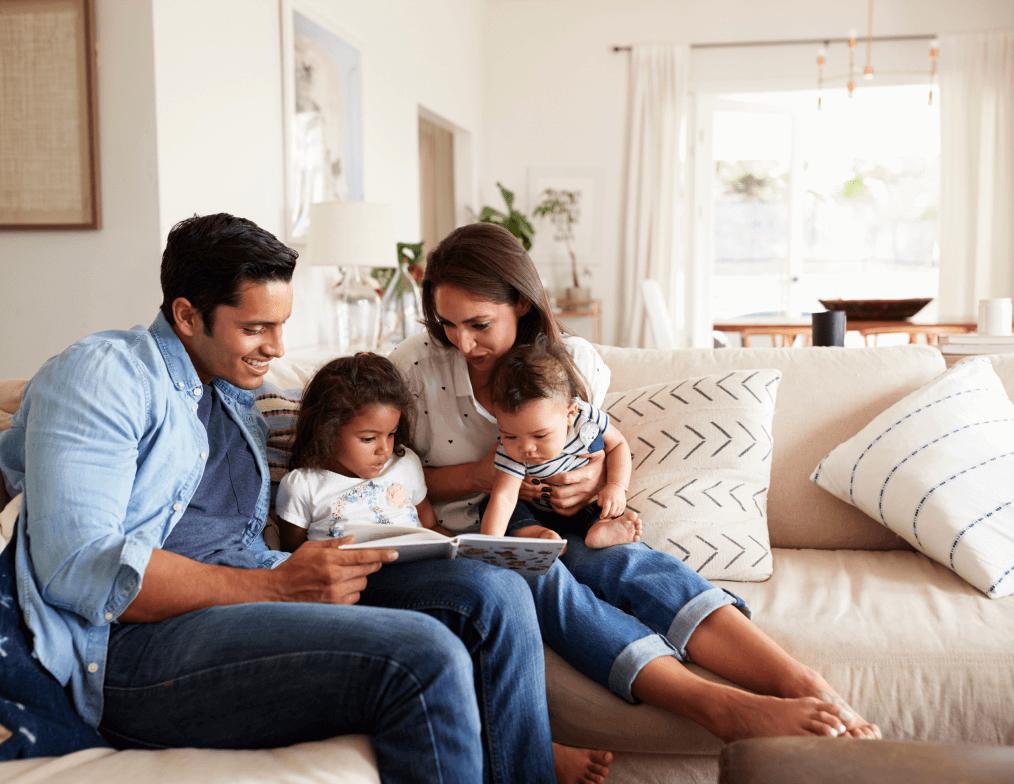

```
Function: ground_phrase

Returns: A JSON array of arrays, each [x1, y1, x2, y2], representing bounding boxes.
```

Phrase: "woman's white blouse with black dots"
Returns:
[[389, 331, 610, 532]]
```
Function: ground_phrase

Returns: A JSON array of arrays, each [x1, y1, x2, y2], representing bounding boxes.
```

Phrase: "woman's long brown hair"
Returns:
[[421, 222, 589, 400]]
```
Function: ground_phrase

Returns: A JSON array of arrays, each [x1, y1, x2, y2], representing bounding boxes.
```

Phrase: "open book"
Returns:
[[338, 524, 565, 576]]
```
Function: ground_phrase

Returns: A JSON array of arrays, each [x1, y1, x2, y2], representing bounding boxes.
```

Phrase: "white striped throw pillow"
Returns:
[[812, 358, 1014, 598]]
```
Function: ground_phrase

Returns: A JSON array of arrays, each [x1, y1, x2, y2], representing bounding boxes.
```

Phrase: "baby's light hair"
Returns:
[[489, 337, 589, 413]]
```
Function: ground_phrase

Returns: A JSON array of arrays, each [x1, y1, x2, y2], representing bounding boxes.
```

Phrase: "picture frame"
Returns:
[[0, 0, 100, 229], [279, 0, 364, 243]]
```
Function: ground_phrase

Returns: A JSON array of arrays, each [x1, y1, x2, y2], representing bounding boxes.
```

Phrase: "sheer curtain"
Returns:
[[619, 44, 694, 347], [938, 31, 1014, 320]]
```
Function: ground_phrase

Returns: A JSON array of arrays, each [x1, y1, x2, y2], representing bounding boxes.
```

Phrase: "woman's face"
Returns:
[[433, 285, 527, 372]]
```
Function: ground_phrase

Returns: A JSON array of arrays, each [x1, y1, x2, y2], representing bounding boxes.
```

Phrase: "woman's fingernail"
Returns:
[[532, 478, 541, 485]]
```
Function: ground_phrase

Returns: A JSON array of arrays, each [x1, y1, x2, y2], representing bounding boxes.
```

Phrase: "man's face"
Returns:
[[494, 396, 576, 465], [178, 279, 293, 389]]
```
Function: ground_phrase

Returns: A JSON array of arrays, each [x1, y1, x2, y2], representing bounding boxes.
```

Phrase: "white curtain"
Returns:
[[938, 31, 1014, 320], [619, 44, 693, 347]]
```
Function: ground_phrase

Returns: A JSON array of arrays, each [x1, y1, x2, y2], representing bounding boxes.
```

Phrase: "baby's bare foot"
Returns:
[[586, 516, 639, 548], [709, 692, 849, 743], [552, 742, 612, 784]]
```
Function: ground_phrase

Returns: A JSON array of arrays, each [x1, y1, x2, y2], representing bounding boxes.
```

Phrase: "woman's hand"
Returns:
[[541, 451, 606, 516]]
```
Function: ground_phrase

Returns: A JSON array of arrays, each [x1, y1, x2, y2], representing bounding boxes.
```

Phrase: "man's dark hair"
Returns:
[[160, 213, 298, 333], [289, 353, 415, 472]]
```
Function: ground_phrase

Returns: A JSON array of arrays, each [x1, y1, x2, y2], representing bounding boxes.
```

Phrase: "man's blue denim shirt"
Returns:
[[0, 313, 288, 728]]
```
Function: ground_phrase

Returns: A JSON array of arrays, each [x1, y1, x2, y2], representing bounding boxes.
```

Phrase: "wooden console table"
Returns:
[[714, 318, 975, 347], [554, 299, 602, 343]]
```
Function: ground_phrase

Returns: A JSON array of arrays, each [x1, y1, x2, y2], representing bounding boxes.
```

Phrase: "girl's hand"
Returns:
[[597, 482, 627, 519], [541, 451, 606, 515]]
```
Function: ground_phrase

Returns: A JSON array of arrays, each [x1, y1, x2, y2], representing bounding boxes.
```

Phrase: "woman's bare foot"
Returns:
[[707, 691, 851, 743], [778, 668, 882, 739], [817, 690, 882, 739], [585, 514, 642, 549], [552, 742, 612, 784]]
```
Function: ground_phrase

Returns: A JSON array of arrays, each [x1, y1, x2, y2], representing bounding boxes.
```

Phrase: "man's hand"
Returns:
[[271, 537, 398, 605], [538, 451, 606, 515]]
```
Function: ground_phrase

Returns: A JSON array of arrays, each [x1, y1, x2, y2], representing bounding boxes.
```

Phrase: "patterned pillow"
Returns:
[[811, 358, 1014, 598], [604, 370, 781, 581]]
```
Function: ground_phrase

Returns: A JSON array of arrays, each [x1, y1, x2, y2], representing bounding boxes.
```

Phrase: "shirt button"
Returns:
[[176, 381, 185, 389], [104, 611, 113, 622], [87, 662, 99, 674], [192, 387, 202, 397], [172, 502, 182, 512], [200, 451, 208, 460], [192, 404, 199, 412]]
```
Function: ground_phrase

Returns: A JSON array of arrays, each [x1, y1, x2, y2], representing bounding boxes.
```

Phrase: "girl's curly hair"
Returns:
[[288, 353, 414, 471]]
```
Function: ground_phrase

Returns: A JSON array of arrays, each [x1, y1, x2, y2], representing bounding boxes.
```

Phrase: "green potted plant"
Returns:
[[533, 187, 589, 305], [478, 182, 535, 251]]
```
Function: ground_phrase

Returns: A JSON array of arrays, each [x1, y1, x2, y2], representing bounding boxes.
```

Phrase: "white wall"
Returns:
[[0, 0, 161, 378], [152, 0, 286, 241], [482, 0, 1014, 344], [0, 0, 485, 375]]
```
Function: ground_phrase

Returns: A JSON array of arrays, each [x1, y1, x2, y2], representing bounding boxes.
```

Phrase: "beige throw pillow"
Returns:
[[603, 369, 781, 581]]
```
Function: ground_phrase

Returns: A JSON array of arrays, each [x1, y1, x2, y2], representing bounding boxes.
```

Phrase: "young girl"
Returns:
[[482, 339, 642, 549], [275, 353, 437, 550]]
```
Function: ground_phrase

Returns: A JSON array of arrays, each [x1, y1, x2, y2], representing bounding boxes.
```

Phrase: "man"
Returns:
[[0, 214, 573, 783]]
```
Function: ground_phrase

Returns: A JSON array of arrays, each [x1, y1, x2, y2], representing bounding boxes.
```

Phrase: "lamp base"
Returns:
[[333, 266, 382, 354]]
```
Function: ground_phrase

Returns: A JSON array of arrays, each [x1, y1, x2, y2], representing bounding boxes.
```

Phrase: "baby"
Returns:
[[480, 339, 641, 549]]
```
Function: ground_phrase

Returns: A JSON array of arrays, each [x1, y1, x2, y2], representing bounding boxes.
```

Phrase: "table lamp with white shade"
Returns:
[[308, 201, 395, 354]]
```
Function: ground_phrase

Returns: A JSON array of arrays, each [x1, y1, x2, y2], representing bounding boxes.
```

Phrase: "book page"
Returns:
[[454, 534, 566, 576], [342, 524, 448, 544], [339, 531, 454, 564]]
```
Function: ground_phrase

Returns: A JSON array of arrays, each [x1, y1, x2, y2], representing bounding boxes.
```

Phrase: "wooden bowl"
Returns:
[[817, 297, 933, 322]]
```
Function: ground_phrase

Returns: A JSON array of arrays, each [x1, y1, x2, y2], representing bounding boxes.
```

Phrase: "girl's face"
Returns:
[[433, 285, 529, 373], [331, 403, 401, 479], [494, 397, 577, 465]]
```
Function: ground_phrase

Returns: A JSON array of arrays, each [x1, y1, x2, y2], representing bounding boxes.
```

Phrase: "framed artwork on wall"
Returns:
[[280, 0, 364, 243], [0, 0, 100, 229]]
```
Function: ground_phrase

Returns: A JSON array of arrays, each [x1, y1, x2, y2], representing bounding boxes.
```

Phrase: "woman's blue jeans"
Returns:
[[100, 558, 554, 784], [504, 500, 750, 700]]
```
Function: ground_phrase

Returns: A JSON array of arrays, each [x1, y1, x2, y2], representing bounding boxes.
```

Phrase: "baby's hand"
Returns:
[[597, 482, 627, 519]]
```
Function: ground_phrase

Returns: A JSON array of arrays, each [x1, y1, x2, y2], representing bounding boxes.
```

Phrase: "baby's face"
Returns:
[[331, 403, 401, 479], [494, 397, 576, 465]]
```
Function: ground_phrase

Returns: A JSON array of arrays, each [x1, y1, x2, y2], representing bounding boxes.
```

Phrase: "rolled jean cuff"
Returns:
[[607, 634, 678, 704], [666, 587, 750, 661]]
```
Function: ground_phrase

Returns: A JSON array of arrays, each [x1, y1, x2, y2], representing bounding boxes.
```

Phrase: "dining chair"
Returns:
[[640, 279, 678, 349]]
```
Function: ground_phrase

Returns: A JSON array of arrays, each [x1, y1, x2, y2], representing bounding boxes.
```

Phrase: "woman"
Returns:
[[390, 223, 881, 742]]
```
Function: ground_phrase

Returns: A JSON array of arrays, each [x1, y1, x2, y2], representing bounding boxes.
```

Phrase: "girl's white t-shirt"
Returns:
[[390, 333, 610, 532], [275, 448, 427, 540]]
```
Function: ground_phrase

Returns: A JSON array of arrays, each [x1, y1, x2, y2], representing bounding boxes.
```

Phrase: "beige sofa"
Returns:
[[2, 345, 1012, 783]]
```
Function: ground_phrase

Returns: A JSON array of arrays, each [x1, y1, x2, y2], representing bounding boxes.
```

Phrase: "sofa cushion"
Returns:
[[0, 734, 379, 783], [546, 547, 1014, 753], [812, 358, 1014, 597], [603, 370, 780, 580], [597, 345, 945, 550]]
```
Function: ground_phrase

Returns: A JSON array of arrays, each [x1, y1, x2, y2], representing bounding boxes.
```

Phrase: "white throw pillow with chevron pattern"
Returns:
[[811, 358, 1014, 598], [603, 369, 781, 581]]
